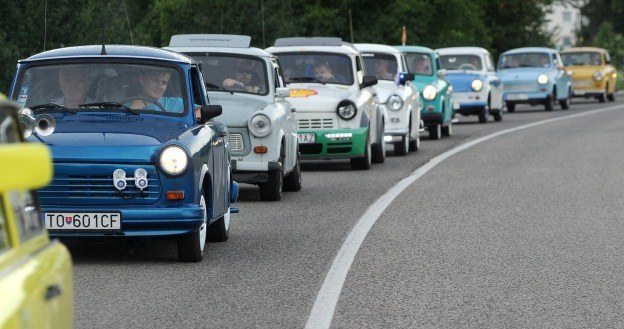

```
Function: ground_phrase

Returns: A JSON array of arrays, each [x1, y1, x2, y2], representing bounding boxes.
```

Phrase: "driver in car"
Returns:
[[126, 68, 184, 113]]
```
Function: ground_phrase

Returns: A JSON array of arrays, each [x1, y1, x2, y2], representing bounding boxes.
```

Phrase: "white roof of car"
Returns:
[[354, 43, 402, 55], [436, 47, 491, 55], [266, 37, 359, 55], [165, 34, 271, 58]]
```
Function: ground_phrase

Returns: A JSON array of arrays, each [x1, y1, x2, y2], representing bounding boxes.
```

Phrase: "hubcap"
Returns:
[[199, 195, 207, 252]]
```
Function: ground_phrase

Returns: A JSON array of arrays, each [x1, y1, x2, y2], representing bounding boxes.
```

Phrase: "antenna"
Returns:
[[43, 0, 47, 51], [122, 0, 134, 45]]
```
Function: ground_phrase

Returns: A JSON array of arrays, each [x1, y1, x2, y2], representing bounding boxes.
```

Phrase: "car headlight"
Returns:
[[159, 145, 189, 176], [471, 79, 483, 91], [422, 85, 437, 101], [337, 102, 357, 120], [537, 74, 548, 85], [593, 71, 603, 81], [248, 114, 272, 137], [387, 95, 404, 111]]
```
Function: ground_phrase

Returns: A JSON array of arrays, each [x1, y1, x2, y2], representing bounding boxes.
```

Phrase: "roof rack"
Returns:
[[168, 34, 251, 48], [274, 37, 344, 47]]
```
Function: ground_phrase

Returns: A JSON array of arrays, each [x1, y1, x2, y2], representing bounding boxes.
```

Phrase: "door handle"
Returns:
[[219, 131, 227, 137], [45, 284, 62, 301]]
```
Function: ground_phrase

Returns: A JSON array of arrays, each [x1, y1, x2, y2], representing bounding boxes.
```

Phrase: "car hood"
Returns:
[[567, 65, 601, 79], [498, 68, 549, 81], [208, 92, 269, 127], [26, 114, 191, 162], [412, 75, 436, 89], [372, 81, 400, 103], [286, 84, 354, 112], [445, 72, 484, 91]]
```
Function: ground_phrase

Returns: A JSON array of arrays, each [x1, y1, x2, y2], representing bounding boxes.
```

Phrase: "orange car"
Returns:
[[561, 47, 617, 102]]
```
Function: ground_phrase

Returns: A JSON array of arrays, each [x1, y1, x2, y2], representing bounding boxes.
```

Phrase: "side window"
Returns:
[[400, 54, 409, 73], [190, 66, 206, 106], [9, 190, 43, 243], [0, 200, 9, 253], [274, 67, 283, 88], [552, 54, 559, 66], [605, 52, 611, 63], [486, 55, 495, 71], [355, 56, 364, 85]]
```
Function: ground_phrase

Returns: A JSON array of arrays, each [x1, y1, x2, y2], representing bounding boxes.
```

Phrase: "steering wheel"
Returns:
[[458, 63, 477, 70], [122, 96, 166, 112]]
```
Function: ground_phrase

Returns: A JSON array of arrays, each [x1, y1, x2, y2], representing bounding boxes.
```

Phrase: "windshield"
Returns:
[[499, 52, 551, 69], [362, 53, 398, 81], [561, 52, 603, 66], [14, 63, 188, 115], [404, 52, 434, 76], [189, 54, 268, 95], [439, 54, 483, 71], [273, 52, 354, 85]]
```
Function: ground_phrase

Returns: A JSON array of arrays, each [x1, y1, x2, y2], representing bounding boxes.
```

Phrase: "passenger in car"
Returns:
[[314, 61, 340, 83], [222, 59, 261, 93], [127, 68, 184, 113], [52, 67, 93, 108]]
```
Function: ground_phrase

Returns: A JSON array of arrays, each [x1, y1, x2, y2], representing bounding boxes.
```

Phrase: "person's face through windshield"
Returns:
[[235, 61, 254, 85], [139, 71, 171, 101]]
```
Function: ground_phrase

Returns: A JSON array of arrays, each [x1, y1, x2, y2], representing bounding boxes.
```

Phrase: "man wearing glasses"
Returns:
[[222, 59, 260, 93]]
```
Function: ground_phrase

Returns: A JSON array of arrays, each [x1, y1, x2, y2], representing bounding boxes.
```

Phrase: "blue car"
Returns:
[[497, 47, 572, 112], [9, 45, 239, 262]]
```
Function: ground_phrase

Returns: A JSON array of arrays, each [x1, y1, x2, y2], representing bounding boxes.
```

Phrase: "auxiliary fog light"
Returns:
[[324, 132, 352, 140], [134, 168, 149, 190], [113, 169, 127, 191]]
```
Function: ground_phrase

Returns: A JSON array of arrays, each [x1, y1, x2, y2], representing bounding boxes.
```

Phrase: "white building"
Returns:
[[544, 2, 583, 50]]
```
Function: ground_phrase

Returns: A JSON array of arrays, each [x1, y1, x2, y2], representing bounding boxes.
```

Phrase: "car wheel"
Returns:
[[507, 102, 515, 113], [207, 207, 230, 242], [395, 132, 409, 156], [408, 130, 420, 152], [371, 121, 386, 163], [478, 107, 488, 123], [442, 122, 452, 137], [559, 88, 571, 109], [493, 110, 503, 122], [259, 148, 283, 201], [608, 90, 616, 102], [177, 192, 207, 262], [544, 91, 554, 111], [351, 133, 372, 170], [283, 151, 302, 192], [429, 124, 441, 140]]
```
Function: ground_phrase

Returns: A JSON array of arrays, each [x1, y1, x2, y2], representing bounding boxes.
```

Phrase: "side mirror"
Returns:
[[200, 105, 222, 123], [361, 75, 378, 88], [437, 69, 447, 79], [397, 72, 415, 86], [0, 144, 52, 191], [275, 87, 290, 98]]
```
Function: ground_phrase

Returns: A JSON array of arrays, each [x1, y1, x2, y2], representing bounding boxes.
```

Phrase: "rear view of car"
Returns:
[[561, 47, 617, 102]]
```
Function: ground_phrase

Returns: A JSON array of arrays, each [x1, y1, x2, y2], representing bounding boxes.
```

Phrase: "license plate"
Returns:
[[298, 133, 315, 144], [44, 212, 121, 230], [506, 94, 528, 101]]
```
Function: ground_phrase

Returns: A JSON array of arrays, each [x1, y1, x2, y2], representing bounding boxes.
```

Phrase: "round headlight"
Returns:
[[248, 114, 272, 137], [422, 85, 437, 101], [159, 145, 188, 176], [593, 71, 603, 81], [337, 103, 357, 120], [388, 95, 404, 111], [537, 74, 549, 85], [471, 79, 483, 91]]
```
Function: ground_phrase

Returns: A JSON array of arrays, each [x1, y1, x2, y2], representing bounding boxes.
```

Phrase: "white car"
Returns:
[[355, 43, 422, 155], [437, 47, 504, 122], [266, 37, 384, 170], [166, 34, 300, 201]]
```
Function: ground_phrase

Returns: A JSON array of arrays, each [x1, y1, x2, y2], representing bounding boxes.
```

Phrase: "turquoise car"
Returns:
[[396, 46, 454, 139]]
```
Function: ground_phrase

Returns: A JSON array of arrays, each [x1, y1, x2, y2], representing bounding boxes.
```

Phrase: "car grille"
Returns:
[[504, 83, 537, 91], [229, 133, 244, 152], [298, 118, 334, 130], [38, 164, 161, 206]]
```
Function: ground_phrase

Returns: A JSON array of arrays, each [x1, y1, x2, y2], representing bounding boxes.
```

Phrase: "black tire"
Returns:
[[177, 192, 207, 262], [478, 107, 488, 123], [259, 149, 283, 201], [507, 102, 515, 112], [408, 133, 420, 152], [559, 89, 571, 109], [207, 208, 230, 242], [493, 111, 502, 122], [394, 133, 409, 156], [283, 152, 302, 192], [350, 133, 371, 170], [428, 124, 441, 140], [598, 89, 606, 102], [544, 92, 554, 111], [442, 122, 452, 137], [371, 121, 386, 163], [607, 84, 615, 101]]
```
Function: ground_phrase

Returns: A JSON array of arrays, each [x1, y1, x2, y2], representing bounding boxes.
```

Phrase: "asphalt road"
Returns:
[[66, 96, 624, 328]]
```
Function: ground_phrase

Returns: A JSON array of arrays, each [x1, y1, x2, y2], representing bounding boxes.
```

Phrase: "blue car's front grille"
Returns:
[[38, 164, 162, 206]]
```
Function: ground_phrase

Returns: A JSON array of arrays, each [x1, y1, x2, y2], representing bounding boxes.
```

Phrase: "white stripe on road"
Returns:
[[305, 104, 624, 329]]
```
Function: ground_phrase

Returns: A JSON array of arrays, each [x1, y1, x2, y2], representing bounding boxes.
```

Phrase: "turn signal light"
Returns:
[[166, 190, 185, 200], [254, 146, 268, 154]]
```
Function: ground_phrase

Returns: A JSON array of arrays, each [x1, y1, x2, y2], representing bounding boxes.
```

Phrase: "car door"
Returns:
[[273, 59, 297, 171], [486, 53, 504, 109], [356, 55, 379, 142]]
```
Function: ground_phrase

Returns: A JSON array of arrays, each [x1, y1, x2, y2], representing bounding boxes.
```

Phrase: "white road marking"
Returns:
[[305, 104, 624, 329]]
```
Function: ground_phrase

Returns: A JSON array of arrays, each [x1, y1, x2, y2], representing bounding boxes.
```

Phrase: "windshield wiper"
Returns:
[[79, 102, 140, 115], [30, 103, 76, 114], [206, 82, 234, 94], [290, 76, 326, 85]]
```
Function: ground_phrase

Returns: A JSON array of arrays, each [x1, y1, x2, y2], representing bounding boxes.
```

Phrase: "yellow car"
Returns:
[[0, 100, 73, 329], [561, 47, 618, 102]]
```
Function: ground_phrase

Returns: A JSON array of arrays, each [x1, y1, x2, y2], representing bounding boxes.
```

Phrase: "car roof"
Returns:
[[560, 47, 607, 54], [354, 43, 402, 55], [500, 47, 557, 55], [21, 45, 194, 64], [165, 34, 272, 58], [266, 37, 359, 55], [436, 47, 490, 55], [394, 45, 435, 54]]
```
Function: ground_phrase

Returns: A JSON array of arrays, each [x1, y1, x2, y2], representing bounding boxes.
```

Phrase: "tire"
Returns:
[[408, 133, 420, 152], [493, 111, 502, 122], [428, 124, 441, 140], [350, 133, 371, 170], [259, 149, 283, 201], [544, 92, 554, 111], [394, 133, 409, 156], [371, 121, 386, 163], [507, 102, 515, 113], [442, 122, 452, 137], [608, 92, 615, 102], [478, 107, 488, 123], [283, 152, 302, 192], [559, 88, 571, 109], [207, 207, 230, 242], [177, 193, 207, 262], [598, 88, 606, 102]]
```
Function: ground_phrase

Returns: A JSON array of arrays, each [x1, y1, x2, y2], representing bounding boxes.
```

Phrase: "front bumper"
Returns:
[[232, 160, 281, 184], [298, 127, 368, 159], [504, 90, 550, 104]]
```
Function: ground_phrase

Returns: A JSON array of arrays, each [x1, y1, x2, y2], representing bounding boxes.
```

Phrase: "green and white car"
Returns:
[[166, 34, 300, 201], [266, 37, 383, 170]]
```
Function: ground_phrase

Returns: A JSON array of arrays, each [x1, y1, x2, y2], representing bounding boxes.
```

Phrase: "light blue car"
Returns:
[[497, 47, 572, 112]]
